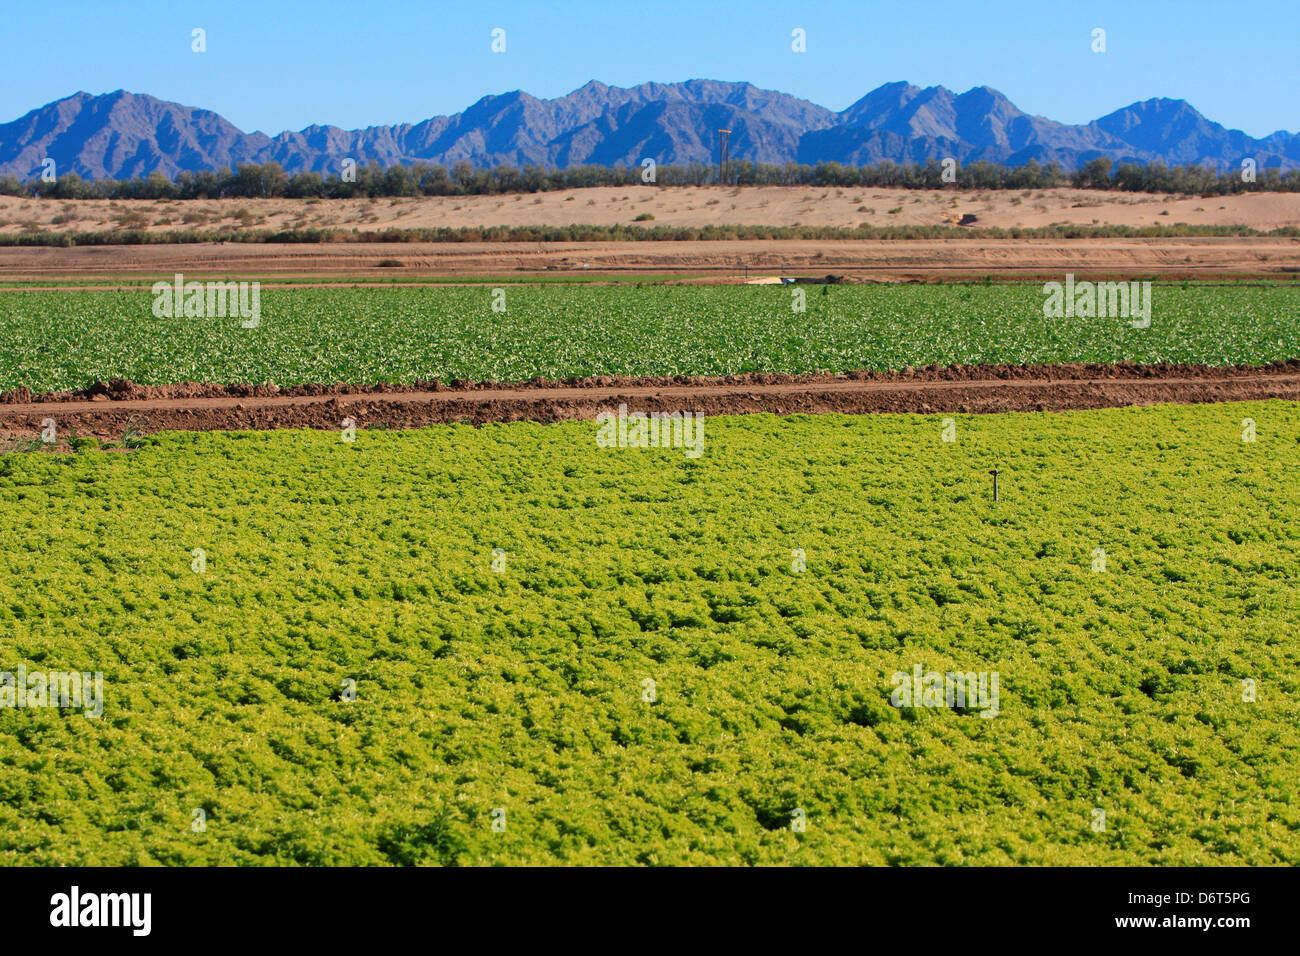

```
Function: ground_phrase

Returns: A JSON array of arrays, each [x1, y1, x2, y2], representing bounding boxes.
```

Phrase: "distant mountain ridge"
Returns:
[[2, 79, 1297, 181]]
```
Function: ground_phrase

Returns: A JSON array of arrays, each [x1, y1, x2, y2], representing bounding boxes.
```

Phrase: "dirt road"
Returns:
[[4, 362, 1297, 441], [2, 237, 1300, 282]]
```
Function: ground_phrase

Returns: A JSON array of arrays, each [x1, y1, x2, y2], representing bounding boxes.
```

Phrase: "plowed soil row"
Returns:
[[4, 237, 1300, 282], [2, 362, 1298, 441]]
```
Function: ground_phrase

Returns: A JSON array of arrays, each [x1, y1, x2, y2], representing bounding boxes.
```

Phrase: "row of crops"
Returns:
[[1, 404, 1296, 864], [1, 283, 1297, 391]]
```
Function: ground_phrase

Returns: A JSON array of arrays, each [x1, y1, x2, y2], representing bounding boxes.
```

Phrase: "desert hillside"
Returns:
[[2, 185, 1298, 235]]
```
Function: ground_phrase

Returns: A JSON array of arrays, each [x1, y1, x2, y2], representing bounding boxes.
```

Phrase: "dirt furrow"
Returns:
[[2, 362, 1298, 440]]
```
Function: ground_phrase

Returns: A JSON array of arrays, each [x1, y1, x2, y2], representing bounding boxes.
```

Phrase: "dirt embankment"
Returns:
[[2, 237, 1299, 283], [6, 187, 1300, 235], [3, 362, 1298, 441]]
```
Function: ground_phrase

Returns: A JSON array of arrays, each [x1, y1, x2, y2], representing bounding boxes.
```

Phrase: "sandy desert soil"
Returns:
[[4, 362, 1297, 440], [2, 187, 1297, 281], [4, 186, 1300, 234]]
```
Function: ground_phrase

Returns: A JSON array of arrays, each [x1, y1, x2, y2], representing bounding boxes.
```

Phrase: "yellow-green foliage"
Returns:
[[0, 402, 1297, 865]]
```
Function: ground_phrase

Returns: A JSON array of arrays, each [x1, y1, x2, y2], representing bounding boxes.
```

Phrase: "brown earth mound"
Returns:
[[2, 362, 1298, 442]]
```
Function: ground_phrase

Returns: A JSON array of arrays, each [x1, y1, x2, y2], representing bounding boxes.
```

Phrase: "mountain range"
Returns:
[[2, 79, 1297, 181]]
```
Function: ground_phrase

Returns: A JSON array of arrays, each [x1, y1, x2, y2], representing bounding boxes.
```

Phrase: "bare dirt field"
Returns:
[[2, 237, 1299, 283], [5, 362, 1298, 441], [4, 186, 1300, 234], [2, 186, 1297, 282]]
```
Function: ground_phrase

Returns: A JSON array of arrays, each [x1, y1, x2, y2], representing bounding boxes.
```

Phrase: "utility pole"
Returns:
[[718, 129, 731, 185]]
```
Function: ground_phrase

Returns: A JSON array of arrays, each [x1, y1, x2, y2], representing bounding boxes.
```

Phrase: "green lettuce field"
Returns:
[[2, 282, 1298, 391], [1, 402, 1297, 865]]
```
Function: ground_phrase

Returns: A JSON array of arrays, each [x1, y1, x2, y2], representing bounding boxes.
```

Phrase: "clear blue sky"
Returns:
[[3, 0, 1293, 137]]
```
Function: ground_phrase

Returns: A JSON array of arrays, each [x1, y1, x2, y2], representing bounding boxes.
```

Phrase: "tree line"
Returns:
[[3, 156, 1298, 200]]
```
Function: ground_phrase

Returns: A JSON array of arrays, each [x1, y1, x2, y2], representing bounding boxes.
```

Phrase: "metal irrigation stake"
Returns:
[[989, 468, 1000, 502]]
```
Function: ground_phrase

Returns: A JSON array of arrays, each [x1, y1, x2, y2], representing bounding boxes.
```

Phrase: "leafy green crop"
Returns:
[[1, 283, 1297, 392], [0, 402, 1297, 864]]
